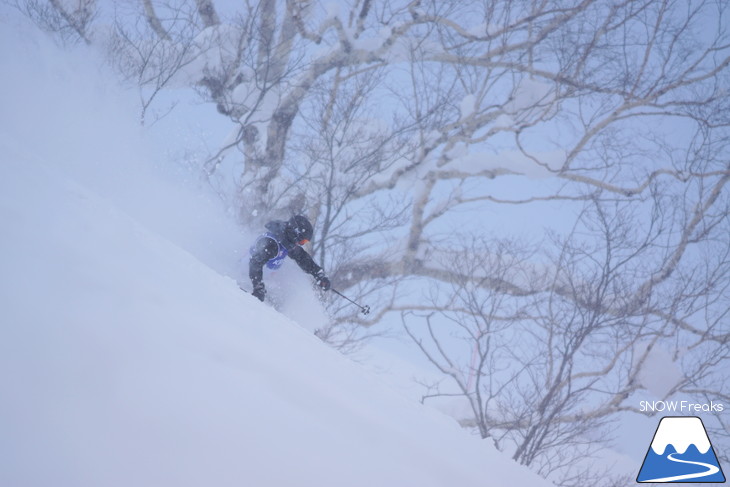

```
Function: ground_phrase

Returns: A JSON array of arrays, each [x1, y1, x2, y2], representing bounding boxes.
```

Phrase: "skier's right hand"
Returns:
[[252, 283, 266, 302], [315, 270, 331, 291]]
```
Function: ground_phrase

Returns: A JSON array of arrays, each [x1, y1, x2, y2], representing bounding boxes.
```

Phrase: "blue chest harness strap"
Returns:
[[250, 232, 288, 270]]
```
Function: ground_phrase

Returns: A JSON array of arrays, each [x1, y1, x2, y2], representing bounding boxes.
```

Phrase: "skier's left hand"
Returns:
[[316, 274, 331, 291], [252, 282, 266, 302]]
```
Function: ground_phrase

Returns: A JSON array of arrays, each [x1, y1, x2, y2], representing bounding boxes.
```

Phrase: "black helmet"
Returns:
[[287, 215, 313, 244]]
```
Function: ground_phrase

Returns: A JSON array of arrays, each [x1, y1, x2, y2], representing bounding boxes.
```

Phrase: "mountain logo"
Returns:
[[637, 416, 726, 483]]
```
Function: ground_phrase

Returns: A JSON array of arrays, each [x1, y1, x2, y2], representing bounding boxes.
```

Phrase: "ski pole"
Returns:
[[331, 288, 370, 315]]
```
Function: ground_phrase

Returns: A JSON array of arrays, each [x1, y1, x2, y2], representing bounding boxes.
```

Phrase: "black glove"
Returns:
[[315, 272, 331, 291], [252, 282, 266, 302]]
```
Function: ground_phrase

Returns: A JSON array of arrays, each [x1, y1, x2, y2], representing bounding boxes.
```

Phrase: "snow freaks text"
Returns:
[[639, 401, 725, 413]]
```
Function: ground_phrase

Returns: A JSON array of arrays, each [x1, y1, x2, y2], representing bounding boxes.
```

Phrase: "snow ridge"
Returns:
[[650, 417, 712, 455]]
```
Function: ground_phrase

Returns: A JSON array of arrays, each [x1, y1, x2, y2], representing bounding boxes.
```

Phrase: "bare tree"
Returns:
[[106, 2, 201, 125], [403, 189, 729, 485], [10, 0, 96, 44]]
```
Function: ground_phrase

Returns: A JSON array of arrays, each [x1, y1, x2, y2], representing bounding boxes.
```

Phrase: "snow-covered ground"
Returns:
[[0, 18, 557, 487]]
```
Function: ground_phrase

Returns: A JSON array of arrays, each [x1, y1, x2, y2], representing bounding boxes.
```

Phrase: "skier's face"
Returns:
[[286, 223, 310, 245]]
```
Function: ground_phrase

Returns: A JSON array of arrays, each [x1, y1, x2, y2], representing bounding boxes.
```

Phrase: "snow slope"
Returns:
[[0, 127, 556, 487], [0, 18, 554, 487]]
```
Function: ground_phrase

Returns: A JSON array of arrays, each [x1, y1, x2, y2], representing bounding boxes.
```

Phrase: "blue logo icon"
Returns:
[[637, 416, 726, 483]]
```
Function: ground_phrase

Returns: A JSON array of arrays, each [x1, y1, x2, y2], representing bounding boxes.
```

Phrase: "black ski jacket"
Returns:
[[249, 220, 323, 288]]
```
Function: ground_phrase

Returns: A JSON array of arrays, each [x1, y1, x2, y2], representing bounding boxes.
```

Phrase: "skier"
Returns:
[[248, 215, 331, 302]]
